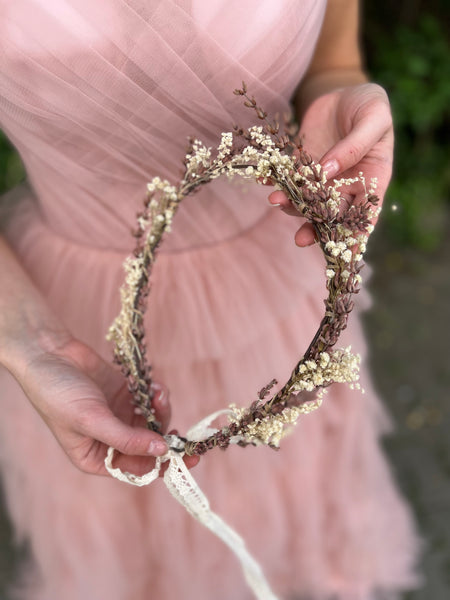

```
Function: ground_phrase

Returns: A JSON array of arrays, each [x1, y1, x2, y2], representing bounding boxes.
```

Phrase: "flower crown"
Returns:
[[107, 84, 380, 456]]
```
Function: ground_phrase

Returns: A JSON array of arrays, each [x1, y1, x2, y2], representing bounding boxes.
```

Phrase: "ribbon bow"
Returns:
[[105, 410, 279, 600]]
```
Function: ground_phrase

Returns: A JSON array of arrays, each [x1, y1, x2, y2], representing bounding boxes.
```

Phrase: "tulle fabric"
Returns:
[[0, 0, 323, 250], [0, 1, 420, 599]]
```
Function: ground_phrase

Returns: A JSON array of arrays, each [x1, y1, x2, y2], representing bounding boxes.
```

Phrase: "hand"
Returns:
[[17, 337, 199, 476], [269, 83, 394, 246]]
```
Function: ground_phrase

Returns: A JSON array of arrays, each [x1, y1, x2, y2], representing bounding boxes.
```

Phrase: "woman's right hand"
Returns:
[[14, 336, 199, 476]]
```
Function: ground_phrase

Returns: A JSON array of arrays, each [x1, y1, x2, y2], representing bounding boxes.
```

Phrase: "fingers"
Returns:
[[294, 223, 316, 247], [320, 100, 393, 179], [269, 190, 319, 247], [184, 455, 200, 468], [268, 190, 301, 216], [88, 409, 199, 477], [151, 382, 171, 434], [268, 190, 287, 209], [80, 403, 169, 458], [98, 440, 200, 479]]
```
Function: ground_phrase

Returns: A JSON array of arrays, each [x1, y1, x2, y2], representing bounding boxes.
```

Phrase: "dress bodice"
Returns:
[[0, 0, 326, 250]]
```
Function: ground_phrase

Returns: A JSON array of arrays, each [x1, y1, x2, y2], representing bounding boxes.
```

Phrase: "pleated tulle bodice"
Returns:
[[0, 0, 325, 250]]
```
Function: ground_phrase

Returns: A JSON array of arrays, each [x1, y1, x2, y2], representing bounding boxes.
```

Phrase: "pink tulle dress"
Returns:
[[0, 1, 420, 599]]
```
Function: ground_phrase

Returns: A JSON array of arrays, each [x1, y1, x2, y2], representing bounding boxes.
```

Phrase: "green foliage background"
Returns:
[[0, 131, 25, 194], [364, 2, 450, 250], [1, 3, 449, 250]]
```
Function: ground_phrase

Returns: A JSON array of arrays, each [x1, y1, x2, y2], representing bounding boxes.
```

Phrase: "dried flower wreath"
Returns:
[[107, 83, 380, 457]]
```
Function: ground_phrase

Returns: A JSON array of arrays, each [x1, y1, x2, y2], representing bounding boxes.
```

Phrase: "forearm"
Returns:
[[0, 235, 70, 375], [296, 0, 368, 116], [0, 235, 174, 472]]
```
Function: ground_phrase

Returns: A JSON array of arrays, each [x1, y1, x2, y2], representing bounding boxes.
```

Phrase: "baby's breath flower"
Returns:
[[341, 249, 353, 263]]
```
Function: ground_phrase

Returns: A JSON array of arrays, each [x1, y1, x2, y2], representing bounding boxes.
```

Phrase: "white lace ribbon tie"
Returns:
[[105, 410, 279, 600]]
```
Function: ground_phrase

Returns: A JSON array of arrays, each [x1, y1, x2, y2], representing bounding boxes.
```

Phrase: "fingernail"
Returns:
[[268, 191, 283, 207], [157, 389, 168, 406], [321, 159, 339, 179], [148, 440, 168, 456], [151, 382, 168, 405]]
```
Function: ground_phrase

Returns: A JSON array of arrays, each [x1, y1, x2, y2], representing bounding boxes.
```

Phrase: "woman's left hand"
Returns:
[[268, 83, 394, 246]]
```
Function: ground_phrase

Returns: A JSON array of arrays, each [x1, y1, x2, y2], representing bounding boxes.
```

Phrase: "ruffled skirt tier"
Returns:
[[0, 188, 420, 599]]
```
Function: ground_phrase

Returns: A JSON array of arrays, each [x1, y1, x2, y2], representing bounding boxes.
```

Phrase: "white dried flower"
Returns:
[[341, 249, 353, 263]]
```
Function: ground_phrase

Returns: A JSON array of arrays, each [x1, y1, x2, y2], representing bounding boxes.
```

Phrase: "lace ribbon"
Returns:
[[105, 410, 279, 600]]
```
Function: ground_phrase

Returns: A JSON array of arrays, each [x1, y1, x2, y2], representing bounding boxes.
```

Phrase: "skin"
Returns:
[[0, 0, 392, 477], [0, 238, 199, 475], [268, 0, 394, 247]]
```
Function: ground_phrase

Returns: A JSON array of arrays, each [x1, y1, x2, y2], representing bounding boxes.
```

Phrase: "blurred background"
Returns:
[[362, 2, 450, 597], [0, 1, 449, 598]]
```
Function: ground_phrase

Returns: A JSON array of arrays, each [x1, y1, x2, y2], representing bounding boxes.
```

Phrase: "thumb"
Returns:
[[82, 403, 169, 457], [320, 103, 392, 179]]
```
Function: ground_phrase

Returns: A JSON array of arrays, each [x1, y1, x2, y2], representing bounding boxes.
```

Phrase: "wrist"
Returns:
[[295, 67, 369, 119], [0, 306, 72, 378], [0, 235, 72, 376]]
